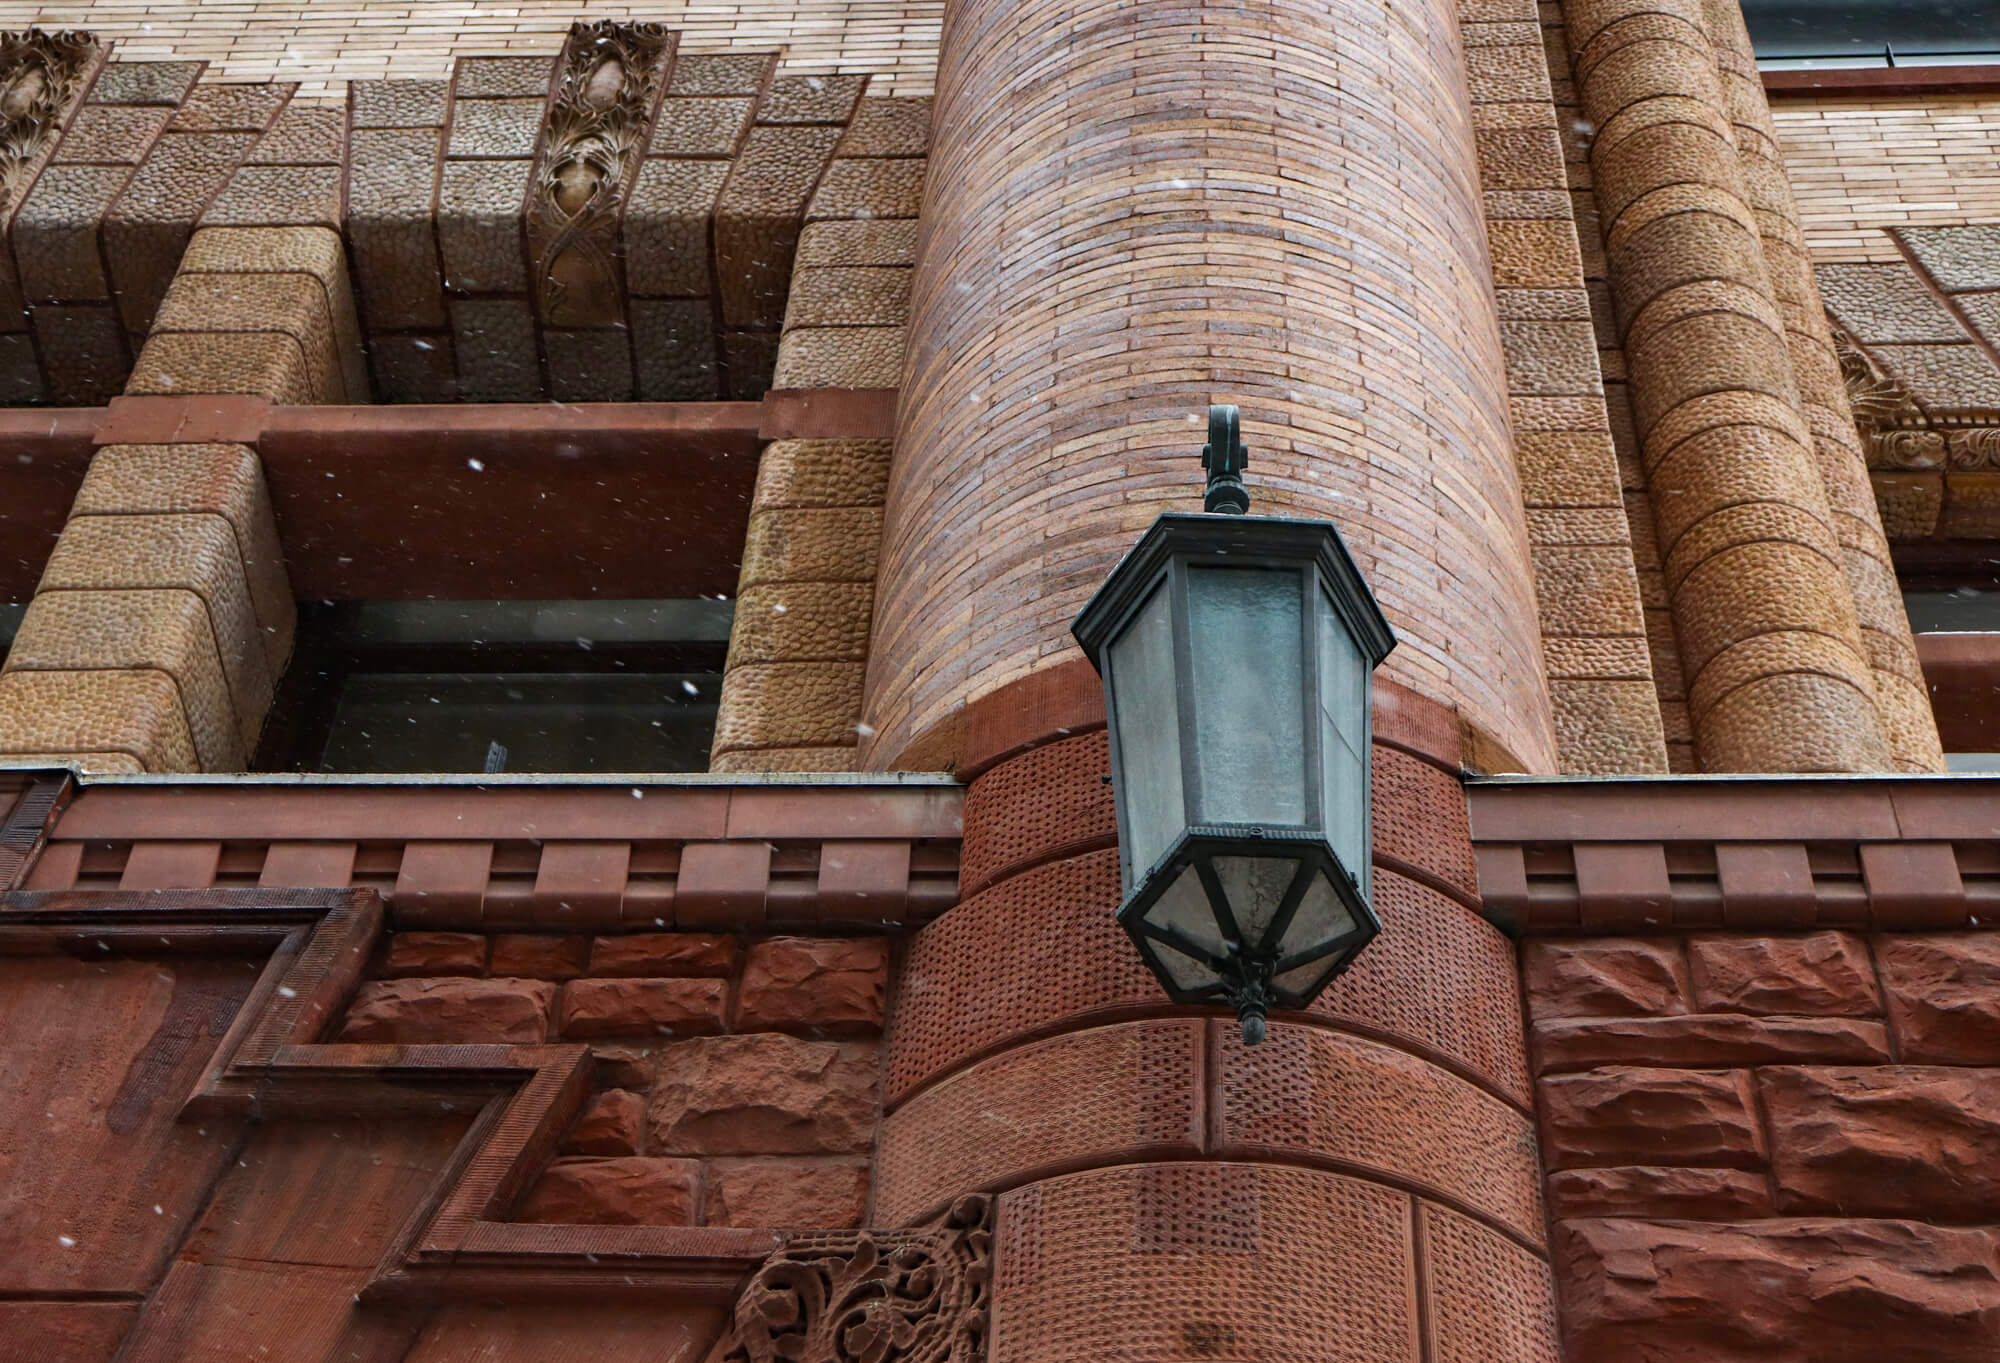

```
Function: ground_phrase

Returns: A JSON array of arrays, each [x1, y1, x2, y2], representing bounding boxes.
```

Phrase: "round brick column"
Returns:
[[876, 675, 1560, 1361], [858, 0, 1557, 773]]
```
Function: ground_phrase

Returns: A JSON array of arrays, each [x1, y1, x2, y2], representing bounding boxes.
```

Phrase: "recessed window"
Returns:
[[259, 600, 732, 774], [1746, 0, 2000, 67], [1903, 587, 2000, 770]]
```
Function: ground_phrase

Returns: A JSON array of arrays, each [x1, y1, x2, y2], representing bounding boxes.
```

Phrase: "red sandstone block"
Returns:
[[1533, 1014, 1890, 1073], [591, 1043, 663, 1090], [1715, 843, 1816, 927], [1547, 1166, 1773, 1220], [737, 937, 889, 1035], [1572, 843, 1672, 931], [489, 933, 589, 980], [379, 931, 487, 978], [394, 841, 493, 921], [816, 841, 912, 924], [1760, 1065, 2000, 1221], [120, 841, 221, 889], [704, 1160, 868, 1229], [533, 841, 629, 924], [515, 1157, 698, 1225], [648, 1034, 878, 1155], [337, 977, 553, 1044], [1880, 936, 2000, 1064], [259, 841, 356, 888], [1522, 938, 1688, 1019], [1539, 1066, 1765, 1170], [589, 932, 738, 977], [563, 1089, 646, 1156], [559, 978, 727, 1040], [1686, 932, 1880, 1017]]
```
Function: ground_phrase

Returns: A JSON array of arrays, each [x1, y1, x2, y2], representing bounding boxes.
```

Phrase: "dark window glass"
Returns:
[[1744, 0, 2000, 64], [260, 600, 731, 774]]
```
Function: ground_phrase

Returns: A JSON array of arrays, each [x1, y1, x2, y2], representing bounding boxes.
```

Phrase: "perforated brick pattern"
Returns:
[[959, 731, 1115, 898], [1421, 1202, 1561, 1363], [1371, 745, 1478, 902], [1215, 1023, 1544, 1246], [875, 1019, 1201, 1226], [884, 847, 1143, 1105], [991, 1163, 1417, 1363], [1313, 869, 1531, 1105]]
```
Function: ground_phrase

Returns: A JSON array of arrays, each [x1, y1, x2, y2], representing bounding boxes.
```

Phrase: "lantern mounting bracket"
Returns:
[[1201, 404, 1250, 514]]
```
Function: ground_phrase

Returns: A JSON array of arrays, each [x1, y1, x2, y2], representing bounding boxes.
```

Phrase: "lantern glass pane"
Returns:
[[1107, 582, 1185, 881], [1213, 854, 1301, 950], [1145, 861, 1230, 964], [1187, 565, 1306, 827], [1317, 588, 1370, 893], [1152, 936, 1220, 992], [1273, 953, 1338, 998], [1279, 865, 1358, 962]]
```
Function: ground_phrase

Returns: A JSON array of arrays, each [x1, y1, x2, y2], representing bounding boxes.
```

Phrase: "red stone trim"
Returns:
[[1470, 778, 2000, 934], [0, 886, 785, 1300], [0, 770, 72, 891], [24, 778, 963, 930], [1764, 64, 2000, 98]]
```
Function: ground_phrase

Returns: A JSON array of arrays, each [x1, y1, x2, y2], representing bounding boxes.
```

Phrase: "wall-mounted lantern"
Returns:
[[1072, 406, 1397, 1043]]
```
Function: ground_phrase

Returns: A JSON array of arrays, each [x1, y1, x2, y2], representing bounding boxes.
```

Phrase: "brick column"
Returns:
[[859, 0, 1558, 774], [0, 225, 361, 772], [1699, 0, 1942, 773], [1563, 0, 1896, 772], [876, 675, 1558, 1361]]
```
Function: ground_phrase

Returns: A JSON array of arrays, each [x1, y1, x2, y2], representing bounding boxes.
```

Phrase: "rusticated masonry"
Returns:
[[862, 0, 1558, 773], [1700, 1, 1939, 773], [0, 224, 357, 771], [1561, 0, 1936, 773]]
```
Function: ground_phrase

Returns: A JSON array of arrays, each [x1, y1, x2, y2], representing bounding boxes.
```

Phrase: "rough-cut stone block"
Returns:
[[1541, 1066, 1764, 1169], [380, 931, 487, 978], [589, 933, 738, 977], [705, 1160, 868, 1228], [1523, 938, 1688, 1018], [649, 1034, 877, 1154], [737, 937, 889, 1035], [1880, 936, 2000, 1064], [1686, 932, 1880, 1016], [1558, 1217, 2000, 1362], [559, 977, 727, 1040], [1535, 1014, 1891, 1073], [1761, 1065, 2000, 1220], [515, 1157, 697, 1225], [336, 977, 554, 1044], [1547, 1165, 1773, 1220], [0, 666, 196, 772], [563, 1089, 645, 1156], [488, 934, 589, 980]]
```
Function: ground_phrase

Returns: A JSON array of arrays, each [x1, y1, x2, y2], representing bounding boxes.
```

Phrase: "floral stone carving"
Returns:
[[0, 28, 95, 212], [705, 1195, 993, 1363], [531, 20, 673, 327]]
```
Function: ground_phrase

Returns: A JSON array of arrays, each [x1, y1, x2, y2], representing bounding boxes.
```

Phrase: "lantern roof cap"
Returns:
[[1072, 512, 1397, 669]]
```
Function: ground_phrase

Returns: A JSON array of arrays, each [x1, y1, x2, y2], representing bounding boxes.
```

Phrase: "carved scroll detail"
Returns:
[[531, 20, 672, 327], [704, 1195, 994, 1363], [0, 28, 95, 212], [1948, 428, 2000, 472], [1833, 320, 1942, 469]]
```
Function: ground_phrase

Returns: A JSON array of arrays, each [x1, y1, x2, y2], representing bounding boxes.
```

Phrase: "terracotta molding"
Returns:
[[0, 887, 784, 1301], [0, 770, 72, 890], [1469, 777, 2000, 934], [1764, 64, 2000, 98], [757, 388, 899, 442]]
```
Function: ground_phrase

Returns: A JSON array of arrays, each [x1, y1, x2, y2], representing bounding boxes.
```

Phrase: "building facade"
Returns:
[[1, 1, 1999, 1359]]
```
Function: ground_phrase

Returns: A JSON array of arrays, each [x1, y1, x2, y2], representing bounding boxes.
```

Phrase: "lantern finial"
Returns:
[[1201, 404, 1249, 514]]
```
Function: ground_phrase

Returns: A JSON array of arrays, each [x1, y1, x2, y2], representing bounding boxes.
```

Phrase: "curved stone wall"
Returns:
[[859, 0, 1557, 772]]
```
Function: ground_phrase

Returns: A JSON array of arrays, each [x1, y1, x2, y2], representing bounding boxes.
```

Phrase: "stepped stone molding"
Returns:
[[704, 1195, 992, 1363]]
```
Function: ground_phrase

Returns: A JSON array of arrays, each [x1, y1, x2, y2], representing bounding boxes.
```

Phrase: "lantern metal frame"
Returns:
[[1072, 468, 1396, 1041]]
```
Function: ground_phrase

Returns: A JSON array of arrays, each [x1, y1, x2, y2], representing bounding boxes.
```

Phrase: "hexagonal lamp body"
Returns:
[[1072, 511, 1397, 1043]]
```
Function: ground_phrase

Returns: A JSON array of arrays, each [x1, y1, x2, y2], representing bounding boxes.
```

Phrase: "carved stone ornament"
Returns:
[[1947, 427, 2000, 472], [1833, 319, 1943, 469], [0, 28, 94, 212], [704, 1195, 994, 1363], [532, 20, 672, 327]]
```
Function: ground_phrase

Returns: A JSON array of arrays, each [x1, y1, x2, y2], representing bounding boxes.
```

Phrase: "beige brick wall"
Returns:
[[5, 1, 942, 97], [1774, 93, 2000, 264]]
